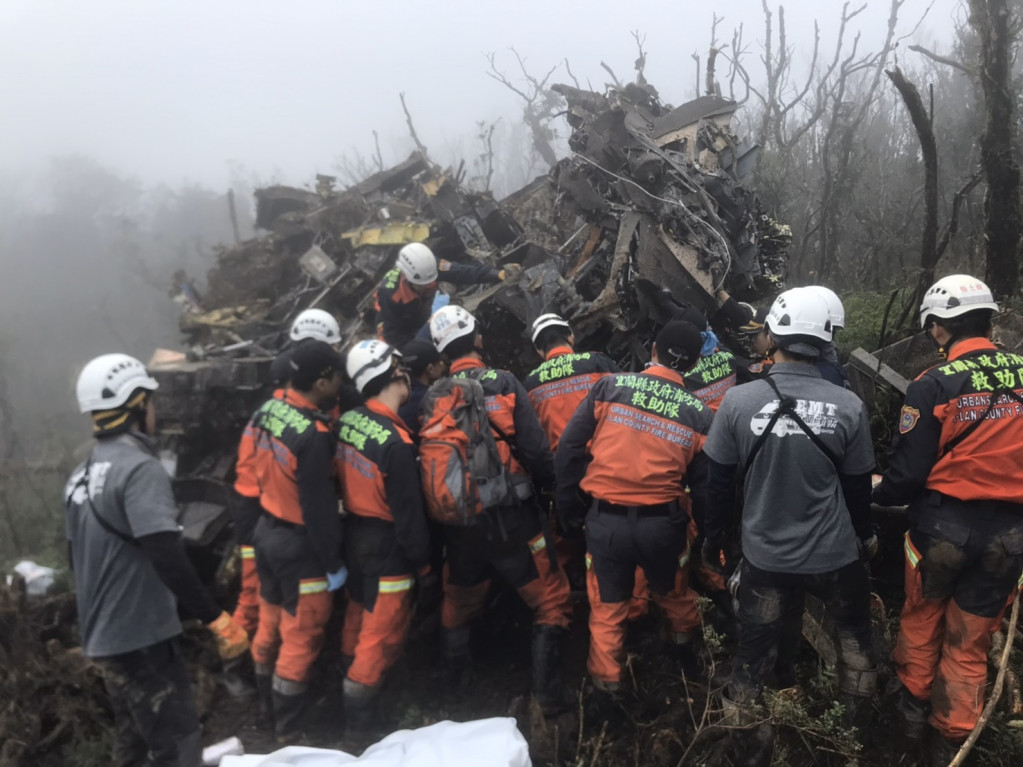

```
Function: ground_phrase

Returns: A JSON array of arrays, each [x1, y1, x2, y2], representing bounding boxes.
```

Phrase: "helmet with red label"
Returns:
[[919, 274, 999, 328]]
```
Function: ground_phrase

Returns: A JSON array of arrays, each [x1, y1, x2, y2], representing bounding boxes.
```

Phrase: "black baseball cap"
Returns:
[[289, 340, 344, 389], [655, 320, 704, 370], [401, 338, 441, 377]]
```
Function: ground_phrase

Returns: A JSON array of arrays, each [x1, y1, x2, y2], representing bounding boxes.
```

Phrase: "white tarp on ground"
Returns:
[[219, 718, 531, 767]]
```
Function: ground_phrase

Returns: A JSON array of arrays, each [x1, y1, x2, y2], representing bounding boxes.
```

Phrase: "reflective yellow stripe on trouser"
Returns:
[[529, 533, 547, 555], [904, 532, 922, 570], [239, 545, 255, 560], [299, 578, 328, 595], [678, 540, 691, 570], [379, 576, 413, 594]]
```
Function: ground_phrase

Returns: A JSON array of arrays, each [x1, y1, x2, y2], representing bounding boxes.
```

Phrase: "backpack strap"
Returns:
[[740, 375, 840, 484]]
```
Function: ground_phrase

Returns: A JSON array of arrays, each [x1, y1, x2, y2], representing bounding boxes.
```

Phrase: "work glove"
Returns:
[[859, 535, 879, 561], [327, 566, 349, 592], [498, 263, 522, 282], [416, 568, 443, 615], [208, 611, 250, 661], [700, 537, 727, 576]]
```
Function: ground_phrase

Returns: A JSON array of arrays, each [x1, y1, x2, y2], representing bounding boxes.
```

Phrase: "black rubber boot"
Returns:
[[271, 676, 309, 742], [441, 626, 472, 689], [671, 630, 703, 680], [532, 624, 570, 715], [343, 678, 379, 754], [838, 665, 878, 735], [924, 727, 963, 767], [708, 589, 737, 638], [255, 671, 275, 731], [721, 689, 774, 767], [888, 678, 929, 741]]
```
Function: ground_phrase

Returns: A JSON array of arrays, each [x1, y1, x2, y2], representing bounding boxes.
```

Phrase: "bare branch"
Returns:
[[371, 130, 384, 173], [485, 52, 533, 102], [600, 60, 623, 88], [563, 58, 580, 89], [632, 29, 648, 83], [398, 92, 430, 159], [908, 43, 973, 74]]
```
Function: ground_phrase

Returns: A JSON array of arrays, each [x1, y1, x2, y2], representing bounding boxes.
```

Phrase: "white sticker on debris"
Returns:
[[219, 717, 531, 767], [8, 560, 57, 597]]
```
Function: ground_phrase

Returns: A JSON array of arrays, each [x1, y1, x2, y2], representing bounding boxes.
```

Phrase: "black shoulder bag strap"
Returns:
[[740, 375, 841, 484], [67, 452, 139, 547], [938, 383, 1023, 459]]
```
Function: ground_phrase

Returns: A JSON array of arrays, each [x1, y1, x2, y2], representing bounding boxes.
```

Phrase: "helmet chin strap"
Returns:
[[924, 325, 957, 360]]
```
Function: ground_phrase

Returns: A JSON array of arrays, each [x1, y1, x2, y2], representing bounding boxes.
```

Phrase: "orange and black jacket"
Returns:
[[555, 365, 713, 518], [241, 389, 342, 574], [683, 348, 739, 411], [523, 346, 620, 452], [874, 338, 1023, 506], [374, 263, 501, 348], [449, 357, 555, 492], [334, 399, 431, 570]]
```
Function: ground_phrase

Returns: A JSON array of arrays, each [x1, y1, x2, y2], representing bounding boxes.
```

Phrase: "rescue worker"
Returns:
[[397, 337, 447, 436], [246, 341, 347, 739], [672, 303, 740, 411], [873, 274, 1023, 761], [428, 304, 573, 714], [735, 305, 773, 378], [66, 354, 249, 767], [701, 288, 877, 765], [523, 312, 620, 585], [523, 313, 620, 452], [336, 340, 436, 737], [375, 242, 518, 348], [235, 310, 351, 637], [806, 285, 851, 388], [554, 320, 712, 704]]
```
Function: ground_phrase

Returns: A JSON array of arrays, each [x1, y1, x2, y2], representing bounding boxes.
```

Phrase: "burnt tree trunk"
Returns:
[[970, 0, 1021, 299], [886, 68, 939, 287]]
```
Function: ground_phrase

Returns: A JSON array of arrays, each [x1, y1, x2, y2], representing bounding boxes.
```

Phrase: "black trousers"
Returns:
[[97, 637, 202, 767], [730, 558, 875, 700]]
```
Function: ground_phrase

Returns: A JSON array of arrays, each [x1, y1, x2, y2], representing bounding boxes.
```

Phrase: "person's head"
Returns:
[[765, 287, 833, 363], [397, 242, 439, 297], [347, 339, 410, 404], [401, 338, 446, 385], [651, 320, 703, 374], [429, 305, 481, 360], [77, 354, 160, 437], [738, 305, 772, 358], [289, 340, 344, 408], [289, 308, 342, 346], [531, 313, 574, 357], [806, 286, 845, 335], [919, 274, 998, 354]]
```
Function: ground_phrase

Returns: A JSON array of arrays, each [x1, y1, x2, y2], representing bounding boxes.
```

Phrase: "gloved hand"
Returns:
[[327, 566, 349, 592], [700, 537, 727, 575], [859, 535, 879, 560], [207, 611, 250, 661], [498, 263, 522, 282], [416, 568, 442, 614]]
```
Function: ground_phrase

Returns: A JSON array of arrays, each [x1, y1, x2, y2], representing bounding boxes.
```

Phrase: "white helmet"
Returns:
[[396, 242, 438, 285], [531, 313, 572, 344], [919, 274, 999, 329], [766, 287, 832, 357], [429, 305, 477, 353], [346, 339, 403, 394], [76, 353, 159, 414], [806, 286, 845, 330], [290, 308, 341, 344]]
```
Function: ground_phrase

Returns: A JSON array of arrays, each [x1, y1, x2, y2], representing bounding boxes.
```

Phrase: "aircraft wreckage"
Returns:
[[151, 81, 791, 488]]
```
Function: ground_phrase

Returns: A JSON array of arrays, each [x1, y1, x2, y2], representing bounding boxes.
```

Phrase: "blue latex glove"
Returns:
[[700, 328, 720, 357], [327, 566, 348, 592]]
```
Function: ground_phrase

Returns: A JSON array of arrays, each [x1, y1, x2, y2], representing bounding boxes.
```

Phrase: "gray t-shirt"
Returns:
[[704, 363, 875, 574], [64, 432, 182, 657]]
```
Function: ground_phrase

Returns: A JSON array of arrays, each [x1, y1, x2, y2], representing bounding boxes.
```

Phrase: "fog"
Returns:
[[0, 0, 964, 458]]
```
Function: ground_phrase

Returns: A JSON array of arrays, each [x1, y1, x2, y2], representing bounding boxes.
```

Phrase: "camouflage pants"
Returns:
[[97, 638, 202, 767]]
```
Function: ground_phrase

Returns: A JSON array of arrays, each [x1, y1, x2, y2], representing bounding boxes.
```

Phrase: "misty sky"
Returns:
[[2, 0, 963, 191]]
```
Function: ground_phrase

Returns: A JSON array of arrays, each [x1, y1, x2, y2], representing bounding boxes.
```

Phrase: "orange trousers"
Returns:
[[895, 546, 1007, 740], [250, 585, 332, 684], [340, 576, 414, 687], [232, 546, 261, 636], [586, 552, 700, 684], [442, 528, 572, 631]]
